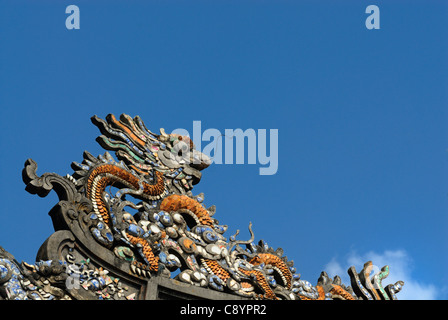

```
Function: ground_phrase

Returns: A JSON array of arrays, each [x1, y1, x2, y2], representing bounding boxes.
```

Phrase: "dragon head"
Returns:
[[90, 113, 211, 195]]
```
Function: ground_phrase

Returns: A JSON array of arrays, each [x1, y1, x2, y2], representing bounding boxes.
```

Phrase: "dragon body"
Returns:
[[85, 163, 167, 271], [69, 114, 300, 299]]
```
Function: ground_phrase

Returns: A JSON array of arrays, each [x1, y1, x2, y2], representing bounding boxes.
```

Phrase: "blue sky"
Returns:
[[0, 1, 447, 299]]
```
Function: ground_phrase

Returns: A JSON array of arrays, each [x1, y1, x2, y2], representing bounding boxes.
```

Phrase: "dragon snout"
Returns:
[[190, 150, 212, 171]]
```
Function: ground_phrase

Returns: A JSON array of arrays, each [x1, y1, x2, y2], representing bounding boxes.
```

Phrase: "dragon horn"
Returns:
[[159, 128, 170, 142]]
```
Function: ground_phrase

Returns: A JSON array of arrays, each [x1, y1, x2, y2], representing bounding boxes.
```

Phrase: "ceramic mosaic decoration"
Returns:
[[0, 114, 404, 300]]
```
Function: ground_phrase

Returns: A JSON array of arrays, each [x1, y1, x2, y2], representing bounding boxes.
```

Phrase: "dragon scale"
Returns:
[[86, 163, 166, 225]]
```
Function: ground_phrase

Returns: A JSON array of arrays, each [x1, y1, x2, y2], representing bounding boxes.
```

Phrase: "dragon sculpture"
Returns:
[[0, 113, 404, 300]]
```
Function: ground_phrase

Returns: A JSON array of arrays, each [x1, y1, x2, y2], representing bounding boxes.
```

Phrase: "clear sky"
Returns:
[[0, 1, 447, 299]]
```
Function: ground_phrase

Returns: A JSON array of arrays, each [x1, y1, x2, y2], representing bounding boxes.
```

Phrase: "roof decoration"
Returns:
[[0, 114, 404, 300]]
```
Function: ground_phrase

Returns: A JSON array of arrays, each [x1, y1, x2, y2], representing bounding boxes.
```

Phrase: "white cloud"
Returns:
[[323, 249, 439, 300]]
